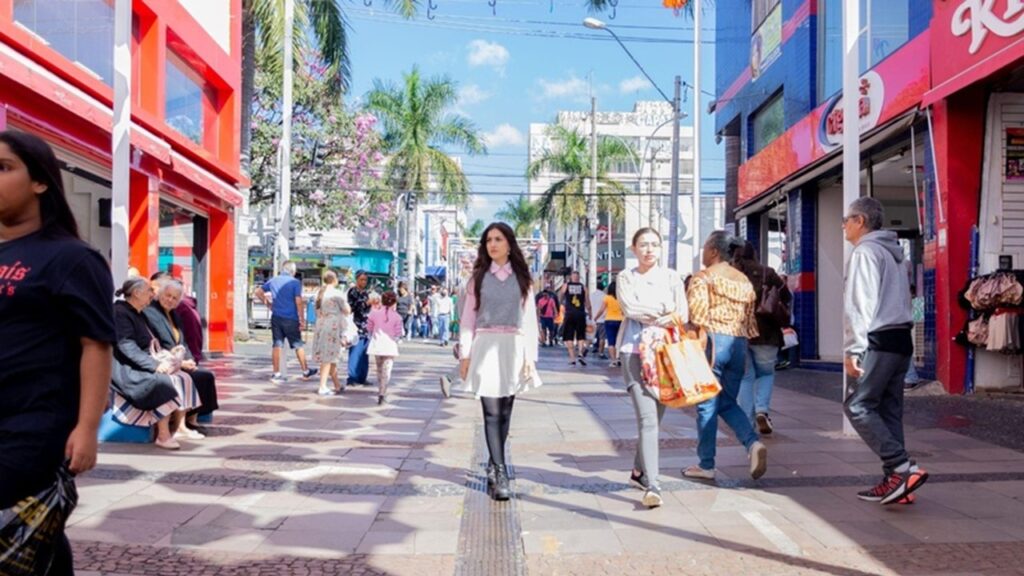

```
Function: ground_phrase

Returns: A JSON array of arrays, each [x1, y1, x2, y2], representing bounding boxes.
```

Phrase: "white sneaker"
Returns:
[[175, 427, 205, 440], [270, 372, 284, 382], [642, 488, 663, 508], [682, 465, 716, 480], [749, 441, 768, 480]]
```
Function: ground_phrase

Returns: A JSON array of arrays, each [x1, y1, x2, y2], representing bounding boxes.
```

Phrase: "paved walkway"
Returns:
[[72, 339, 1024, 575]]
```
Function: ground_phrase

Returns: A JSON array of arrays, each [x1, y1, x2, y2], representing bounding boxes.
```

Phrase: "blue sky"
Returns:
[[344, 0, 724, 223]]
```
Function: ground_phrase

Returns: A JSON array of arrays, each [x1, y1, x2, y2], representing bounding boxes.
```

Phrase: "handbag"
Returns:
[[757, 281, 790, 326], [638, 316, 721, 408], [0, 465, 78, 576], [781, 327, 799, 350], [340, 313, 358, 348]]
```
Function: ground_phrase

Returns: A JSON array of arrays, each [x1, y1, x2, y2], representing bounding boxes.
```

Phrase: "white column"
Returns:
[[111, 0, 132, 285], [841, 0, 861, 435], [275, 0, 295, 274], [692, 8, 702, 274]]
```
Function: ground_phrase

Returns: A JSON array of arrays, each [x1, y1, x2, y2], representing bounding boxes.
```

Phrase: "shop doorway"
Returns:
[[159, 200, 209, 328]]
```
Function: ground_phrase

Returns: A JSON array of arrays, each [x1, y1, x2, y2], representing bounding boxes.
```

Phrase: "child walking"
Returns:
[[367, 291, 404, 405]]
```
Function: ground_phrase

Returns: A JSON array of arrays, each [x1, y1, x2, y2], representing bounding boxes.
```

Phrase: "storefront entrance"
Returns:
[[159, 200, 209, 324]]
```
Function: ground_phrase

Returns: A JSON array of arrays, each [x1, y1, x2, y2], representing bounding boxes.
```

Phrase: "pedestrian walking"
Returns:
[[436, 287, 453, 346], [254, 261, 317, 381], [312, 271, 349, 396], [591, 282, 608, 359], [0, 130, 115, 575], [732, 241, 791, 434], [367, 291, 404, 405], [536, 288, 558, 347], [460, 222, 541, 501], [346, 271, 373, 386], [593, 281, 624, 368], [428, 285, 442, 339], [397, 282, 416, 340], [560, 270, 590, 366], [616, 228, 687, 508], [842, 197, 929, 505], [686, 231, 768, 482]]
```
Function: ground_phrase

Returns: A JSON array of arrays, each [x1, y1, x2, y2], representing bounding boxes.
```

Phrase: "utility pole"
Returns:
[[588, 96, 599, 296], [693, 5, 702, 273], [668, 76, 682, 270], [111, 0, 131, 285], [275, 0, 294, 275]]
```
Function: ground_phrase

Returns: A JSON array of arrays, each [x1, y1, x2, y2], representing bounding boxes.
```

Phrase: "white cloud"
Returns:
[[467, 40, 510, 73], [458, 84, 492, 106], [619, 75, 652, 94], [536, 75, 590, 101], [483, 124, 526, 149]]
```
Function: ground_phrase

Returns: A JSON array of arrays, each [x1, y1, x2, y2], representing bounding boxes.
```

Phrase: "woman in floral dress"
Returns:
[[313, 271, 349, 395]]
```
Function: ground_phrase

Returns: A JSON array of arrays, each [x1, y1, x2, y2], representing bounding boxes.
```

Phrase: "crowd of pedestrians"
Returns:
[[0, 123, 936, 576]]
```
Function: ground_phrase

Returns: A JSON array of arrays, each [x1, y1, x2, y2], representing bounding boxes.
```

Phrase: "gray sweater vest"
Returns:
[[475, 272, 523, 329]]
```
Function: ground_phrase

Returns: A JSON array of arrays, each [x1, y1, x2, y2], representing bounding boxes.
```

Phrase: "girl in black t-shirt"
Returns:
[[0, 131, 116, 574]]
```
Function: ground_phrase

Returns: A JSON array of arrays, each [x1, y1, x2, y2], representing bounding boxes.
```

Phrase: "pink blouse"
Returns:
[[367, 307, 404, 340]]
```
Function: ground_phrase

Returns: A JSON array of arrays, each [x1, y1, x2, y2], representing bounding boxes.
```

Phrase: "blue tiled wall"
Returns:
[[746, 214, 762, 255], [786, 188, 818, 361]]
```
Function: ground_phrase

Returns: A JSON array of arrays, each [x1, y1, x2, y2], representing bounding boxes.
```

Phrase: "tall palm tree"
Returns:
[[366, 66, 486, 281], [495, 196, 541, 239], [527, 125, 635, 289]]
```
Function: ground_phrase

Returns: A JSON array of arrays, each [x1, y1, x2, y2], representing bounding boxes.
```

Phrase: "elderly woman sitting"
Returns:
[[111, 277, 202, 450], [144, 276, 219, 436]]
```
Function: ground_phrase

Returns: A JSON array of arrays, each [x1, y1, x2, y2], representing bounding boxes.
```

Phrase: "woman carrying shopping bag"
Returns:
[[459, 222, 541, 501], [367, 291, 404, 405], [616, 227, 687, 508], [0, 131, 115, 575], [685, 231, 768, 482]]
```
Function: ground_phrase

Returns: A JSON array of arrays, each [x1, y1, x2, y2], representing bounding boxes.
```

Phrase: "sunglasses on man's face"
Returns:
[[842, 214, 862, 225]]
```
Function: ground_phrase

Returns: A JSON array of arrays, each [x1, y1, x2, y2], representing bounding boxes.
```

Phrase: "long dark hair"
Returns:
[[0, 131, 79, 238], [470, 222, 532, 311]]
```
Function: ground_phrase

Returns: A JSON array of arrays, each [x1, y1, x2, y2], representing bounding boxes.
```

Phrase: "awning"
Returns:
[[736, 110, 919, 219]]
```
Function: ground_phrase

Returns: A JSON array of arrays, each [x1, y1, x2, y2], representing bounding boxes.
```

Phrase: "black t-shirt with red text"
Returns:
[[0, 230, 115, 507]]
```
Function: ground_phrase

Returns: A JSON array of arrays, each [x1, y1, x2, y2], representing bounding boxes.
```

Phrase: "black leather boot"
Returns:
[[486, 462, 496, 489], [492, 465, 511, 501]]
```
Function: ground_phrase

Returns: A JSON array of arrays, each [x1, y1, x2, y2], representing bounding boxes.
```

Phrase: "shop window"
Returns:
[[165, 53, 205, 145], [13, 0, 115, 84], [751, 93, 785, 156], [817, 0, 910, 103]]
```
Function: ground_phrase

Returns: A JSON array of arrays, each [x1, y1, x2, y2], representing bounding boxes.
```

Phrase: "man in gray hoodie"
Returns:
[[843, 197, 928, 505]]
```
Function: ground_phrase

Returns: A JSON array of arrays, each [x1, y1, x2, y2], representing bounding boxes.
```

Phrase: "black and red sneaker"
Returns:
[[857, 467, 929, 504]]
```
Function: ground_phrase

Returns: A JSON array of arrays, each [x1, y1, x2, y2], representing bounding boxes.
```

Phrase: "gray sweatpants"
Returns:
[[843, 349, 911, 475], [623, 354, 666, 489]]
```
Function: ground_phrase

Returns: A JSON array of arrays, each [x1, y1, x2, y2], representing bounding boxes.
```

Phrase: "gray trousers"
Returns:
[[623, 354, 666, 489], [843, 349, 910, 474]]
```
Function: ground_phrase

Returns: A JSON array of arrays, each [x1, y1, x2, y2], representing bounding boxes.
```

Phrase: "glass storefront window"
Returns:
[[159, 201, 208, 318], [818, 0, 909, 103], [14, 0, 115, 84], [751, 93, 785, 155], [165, 54, 204, 145]]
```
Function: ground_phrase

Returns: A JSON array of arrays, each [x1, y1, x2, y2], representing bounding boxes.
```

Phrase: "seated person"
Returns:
[[145, 275, 219, 435], [110, 277, 202, 450]]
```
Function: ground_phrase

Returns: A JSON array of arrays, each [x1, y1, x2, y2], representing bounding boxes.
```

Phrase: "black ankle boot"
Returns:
[[492, 465, 511, 501], [486, 462, 496, 488]]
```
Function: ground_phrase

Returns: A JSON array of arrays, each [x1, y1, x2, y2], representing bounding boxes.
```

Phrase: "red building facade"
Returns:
[[0, 0, 243, 353]]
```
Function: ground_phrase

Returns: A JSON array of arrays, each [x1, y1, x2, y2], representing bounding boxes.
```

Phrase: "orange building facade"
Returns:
[[0, 0, 244, 353]]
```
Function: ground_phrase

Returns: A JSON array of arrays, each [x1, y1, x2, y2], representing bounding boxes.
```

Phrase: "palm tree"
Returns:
[[367, 66, 486, 281], [495, 196, 541, 239], [527, 125, 635, 289], [461, 219, 486, 241]]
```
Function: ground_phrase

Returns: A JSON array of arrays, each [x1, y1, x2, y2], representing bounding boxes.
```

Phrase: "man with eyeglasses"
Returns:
[[842, 197, 928, 505]]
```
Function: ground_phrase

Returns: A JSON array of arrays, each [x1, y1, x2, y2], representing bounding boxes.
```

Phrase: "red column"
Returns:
[[207, 207, 235, 353], [128, 171, 159, 276], [932, 86, 987, 393]]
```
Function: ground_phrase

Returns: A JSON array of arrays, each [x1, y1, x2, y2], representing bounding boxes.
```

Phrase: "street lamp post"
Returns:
[[583, 18, 686, 271]]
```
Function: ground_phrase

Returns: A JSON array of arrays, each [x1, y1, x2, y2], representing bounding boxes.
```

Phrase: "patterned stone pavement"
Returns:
[[72, 337, 1024, 575]]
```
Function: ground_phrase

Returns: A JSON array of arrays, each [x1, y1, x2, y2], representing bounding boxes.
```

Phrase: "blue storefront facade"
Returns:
[[713, 0, 935, 375]]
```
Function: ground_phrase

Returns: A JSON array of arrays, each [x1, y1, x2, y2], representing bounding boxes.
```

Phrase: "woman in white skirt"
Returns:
[[459, 222, 541, 501]]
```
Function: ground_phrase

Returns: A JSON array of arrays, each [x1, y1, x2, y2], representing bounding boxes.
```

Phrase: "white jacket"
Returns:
[[843, 230, 913, 356]]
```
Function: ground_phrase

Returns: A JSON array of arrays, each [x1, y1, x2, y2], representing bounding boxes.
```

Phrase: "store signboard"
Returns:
[[927, 0, 1024, 104], [819, 72, 885, 150], [751, 4, 783, 80], [738, 32, 930, 206], [1007, 128, 1024, 181]]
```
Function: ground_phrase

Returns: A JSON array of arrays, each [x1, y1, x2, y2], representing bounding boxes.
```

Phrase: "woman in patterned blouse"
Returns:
[[684, 231, 769, 482]]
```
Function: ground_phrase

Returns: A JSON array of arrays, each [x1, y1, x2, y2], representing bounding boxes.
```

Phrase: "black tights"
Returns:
[[481, 396, 516, 468]]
